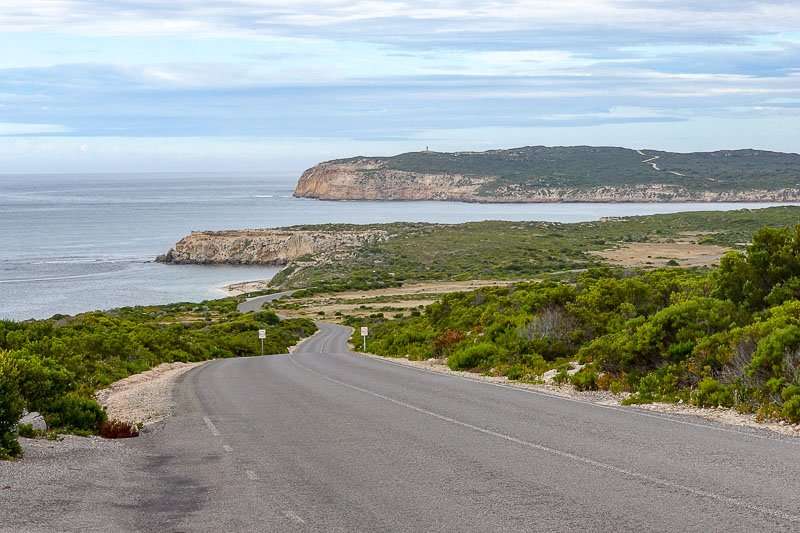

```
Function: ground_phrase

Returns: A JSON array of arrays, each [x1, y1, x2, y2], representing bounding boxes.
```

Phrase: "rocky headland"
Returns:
[[293, 146, 800, 203], [156, 228, 387, 266]]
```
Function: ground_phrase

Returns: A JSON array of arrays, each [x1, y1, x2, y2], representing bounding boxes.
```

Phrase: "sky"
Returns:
[[1, 0, 799, 173]]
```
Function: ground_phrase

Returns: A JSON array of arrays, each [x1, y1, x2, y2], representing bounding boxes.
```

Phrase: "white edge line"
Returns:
[[288, 354, 800, 525], [342, 348, 797, 445], [203, 416, 220, 436], [316, 323, 797, 442], [282, 510, 306, 525]]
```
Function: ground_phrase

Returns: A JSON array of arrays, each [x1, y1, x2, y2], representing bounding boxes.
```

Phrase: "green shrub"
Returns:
[[552, 368, 571, 385], [781, 395, 800, 423], [13, 354, 74, 414], [448, 343, 499, 370], [571, 367, 598, 391], [43, 394, 107, 433], [628, 364, 686, 403], [691, 377, 734, 408], [253, 310, 281, 325], [0, 351, 24, 459], [505, 364, 525, 381], [16, 423, 35, 438], [781, 385, 800, 423]]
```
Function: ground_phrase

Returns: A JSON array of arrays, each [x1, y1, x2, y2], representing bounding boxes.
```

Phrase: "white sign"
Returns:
[[360, 326, 369, 337], [258, 329, 266, 339]]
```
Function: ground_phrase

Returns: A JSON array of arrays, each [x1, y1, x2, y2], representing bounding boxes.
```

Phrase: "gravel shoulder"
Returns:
[[0, 361, 211, 530], [0, 434, 137, 532], [95, 361, 209, 427]]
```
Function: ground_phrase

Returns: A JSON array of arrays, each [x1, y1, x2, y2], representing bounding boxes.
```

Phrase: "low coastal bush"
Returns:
[[570, 366, 599, 391], [357, 223, 800, 423], [691, 378, 735, 408], [448, 343, 500, 370], [0, 350, 24, 459], [44, 393, 107, 434]]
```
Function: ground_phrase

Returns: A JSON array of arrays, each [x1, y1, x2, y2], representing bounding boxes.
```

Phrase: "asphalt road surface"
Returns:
[[3, 323, 800, 532], [237, 290, 295, 313]]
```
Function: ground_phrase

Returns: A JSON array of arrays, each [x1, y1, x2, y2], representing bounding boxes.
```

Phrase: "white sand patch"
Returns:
[[95, 361, 207, 427]]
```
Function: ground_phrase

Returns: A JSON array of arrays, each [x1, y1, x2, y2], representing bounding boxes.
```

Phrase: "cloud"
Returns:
[[0, 122, 71, 135], [4, 1, 800, 43], [1, 0, 799, 169]]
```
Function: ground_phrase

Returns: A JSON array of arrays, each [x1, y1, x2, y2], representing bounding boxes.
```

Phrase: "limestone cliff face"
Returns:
[[294, 159, 493, 201], [294, 159, 800, 203], [157, 229, 387, 265]]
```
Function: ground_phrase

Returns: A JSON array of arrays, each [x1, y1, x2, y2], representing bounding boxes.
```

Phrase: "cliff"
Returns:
[[293, 146, 800, 202], [157, 228, 387, 265]]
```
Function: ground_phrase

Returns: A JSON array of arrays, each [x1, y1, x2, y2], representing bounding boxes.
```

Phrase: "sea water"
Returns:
[[0, 172, 792, 320]]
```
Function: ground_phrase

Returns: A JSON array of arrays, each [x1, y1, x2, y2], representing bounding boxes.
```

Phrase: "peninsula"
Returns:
[[293, 146, 800, 203], [158, 206, 800, 293]]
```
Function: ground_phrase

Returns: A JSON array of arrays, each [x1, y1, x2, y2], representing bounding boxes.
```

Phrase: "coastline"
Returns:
[[294, 195, 800, 205], [218, 278, 274, 296]]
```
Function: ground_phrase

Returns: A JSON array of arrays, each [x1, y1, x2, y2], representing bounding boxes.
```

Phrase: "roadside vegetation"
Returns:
[[348, 223, 800, 425], [0, 298, 315, 459]]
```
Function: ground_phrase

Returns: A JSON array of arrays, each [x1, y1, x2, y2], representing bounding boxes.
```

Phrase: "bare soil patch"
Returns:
[[223, 279, 272, 296], [274, 280, 515, 320], [593, 242, 728, 268]]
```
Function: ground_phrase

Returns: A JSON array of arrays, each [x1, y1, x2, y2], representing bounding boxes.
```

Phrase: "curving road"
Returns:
[[237, 290, 295, 313], [3, 323, 800, 532]]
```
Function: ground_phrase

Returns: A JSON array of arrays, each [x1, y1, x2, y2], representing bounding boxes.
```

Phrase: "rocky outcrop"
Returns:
[[18, 411, 47, 432], [294, 156, 800, 203], [157, 228, 387, 265]]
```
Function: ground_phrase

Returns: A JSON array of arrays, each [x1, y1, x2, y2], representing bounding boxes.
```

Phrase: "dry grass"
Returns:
[[275, 280, 515, 320]]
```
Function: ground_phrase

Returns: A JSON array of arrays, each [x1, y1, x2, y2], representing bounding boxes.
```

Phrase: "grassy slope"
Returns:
[[338, 146, 800, 192], [273, 206, 800, 292]]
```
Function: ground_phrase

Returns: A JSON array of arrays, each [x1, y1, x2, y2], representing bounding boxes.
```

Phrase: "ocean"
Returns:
[[1, 173, 793, 321]]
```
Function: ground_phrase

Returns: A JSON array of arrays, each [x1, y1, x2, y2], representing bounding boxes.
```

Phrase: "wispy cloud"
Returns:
[[0, 123, 71, 135], [1, 1, 799, 171]]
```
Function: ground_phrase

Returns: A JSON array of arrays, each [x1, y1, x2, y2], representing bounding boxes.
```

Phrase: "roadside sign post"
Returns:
[[360, 326, 369, 352], [258, 329, 266, 356]]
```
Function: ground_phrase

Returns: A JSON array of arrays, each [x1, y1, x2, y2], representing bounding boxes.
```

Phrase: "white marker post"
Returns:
[[258, 329, 266, 356], [360, 326, 369, 352]]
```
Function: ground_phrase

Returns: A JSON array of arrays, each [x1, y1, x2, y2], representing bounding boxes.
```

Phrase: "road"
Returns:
[[3, 323, 800, 532], [237, 290, 295, 313]]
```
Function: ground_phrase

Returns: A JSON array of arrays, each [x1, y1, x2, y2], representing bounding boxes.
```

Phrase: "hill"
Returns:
[[294, 146, 800, 202]]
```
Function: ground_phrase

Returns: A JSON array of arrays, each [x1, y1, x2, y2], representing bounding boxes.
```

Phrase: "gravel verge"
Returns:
[[95, 361, 208, 427], [0, 434, 137, 532]]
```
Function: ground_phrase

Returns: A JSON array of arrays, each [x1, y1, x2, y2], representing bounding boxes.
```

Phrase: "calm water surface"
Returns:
[[1, 173, 793, 320]]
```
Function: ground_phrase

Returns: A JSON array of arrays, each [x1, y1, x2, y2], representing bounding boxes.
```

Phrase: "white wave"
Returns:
[[0, 271, 122, 284], [20, 254, 152, 265]]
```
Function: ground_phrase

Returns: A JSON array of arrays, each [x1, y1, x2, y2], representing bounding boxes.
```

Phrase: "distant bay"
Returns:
[[1, 172, 795, 320]]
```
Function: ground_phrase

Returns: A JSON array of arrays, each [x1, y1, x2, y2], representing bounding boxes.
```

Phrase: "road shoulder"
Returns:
[[352, 346, 800, 439]]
